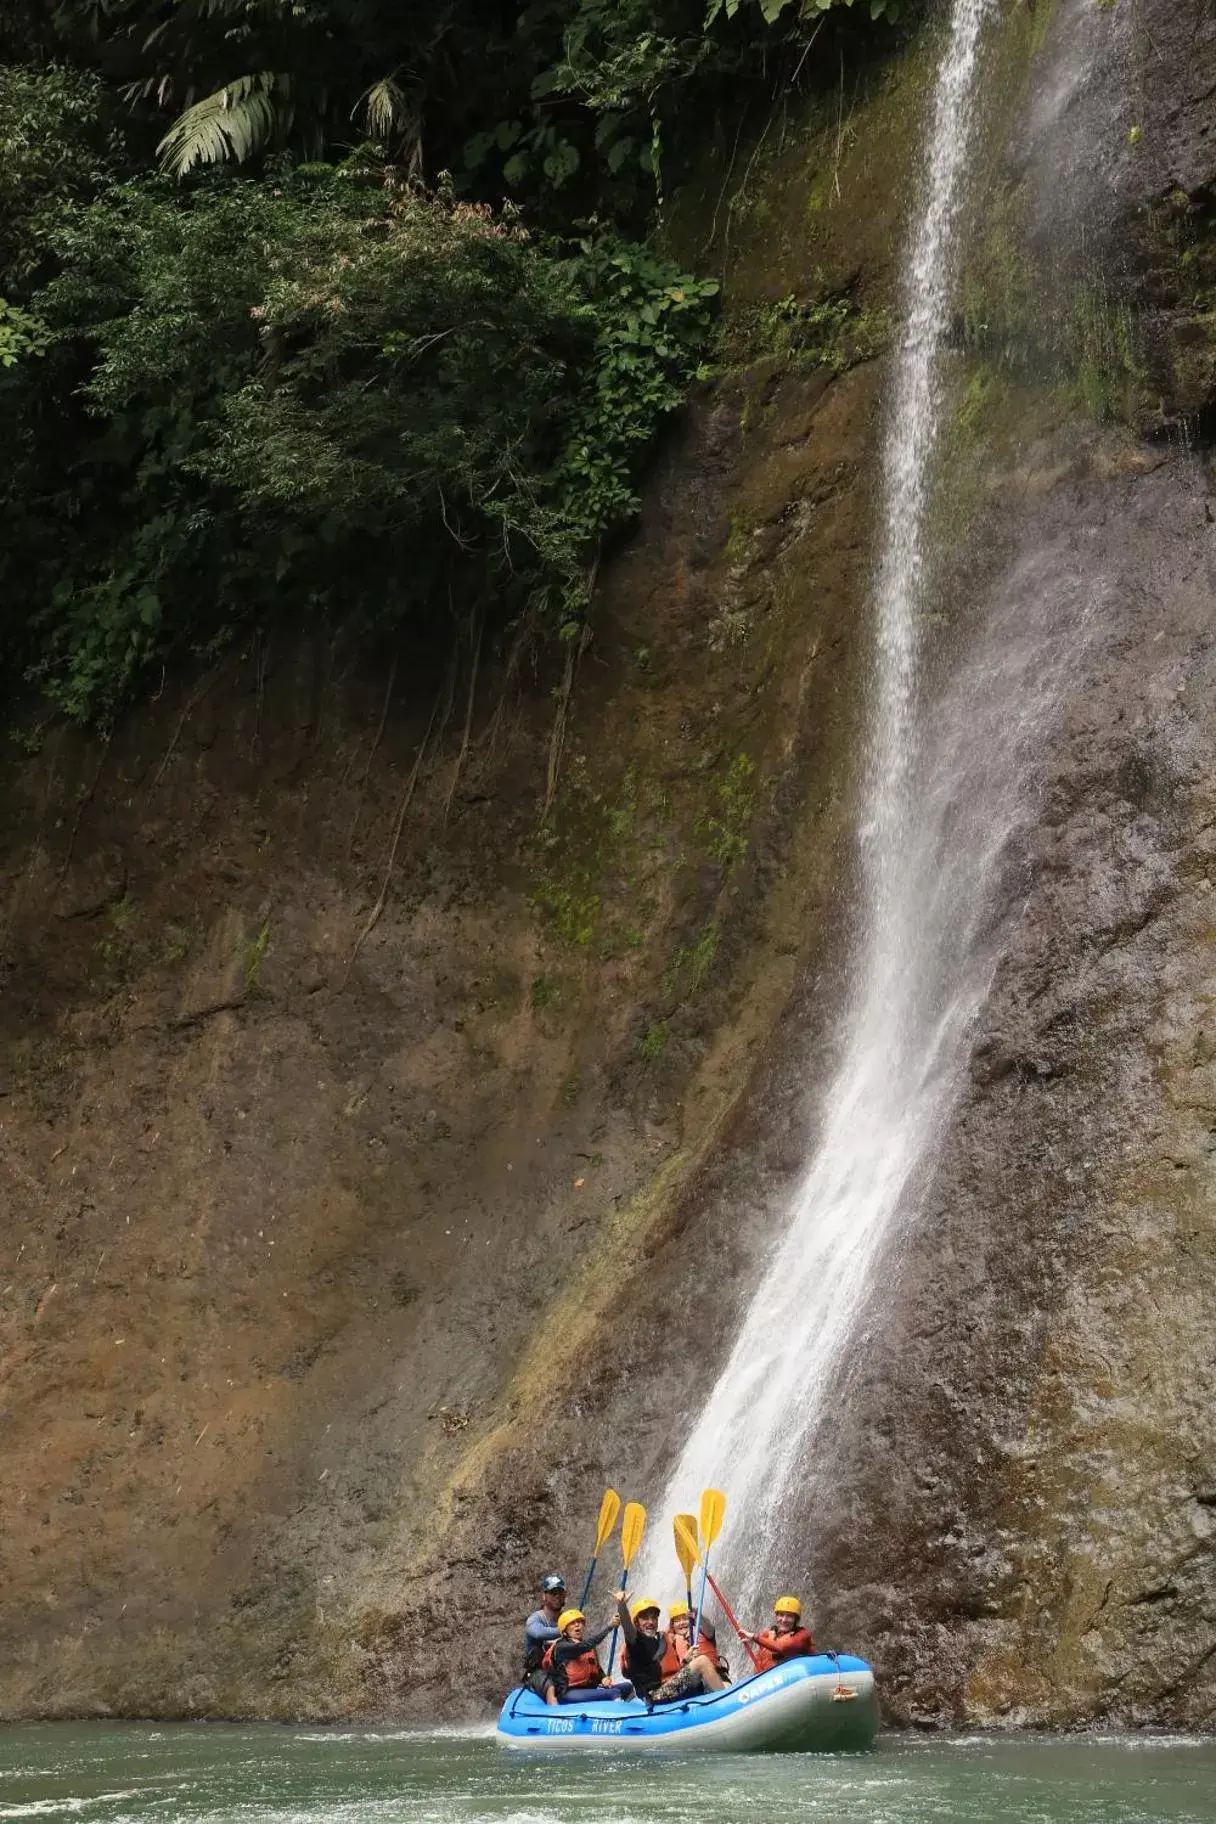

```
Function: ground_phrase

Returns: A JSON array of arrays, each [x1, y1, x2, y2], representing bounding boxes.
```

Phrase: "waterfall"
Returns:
[[638, 0, 1015, 1608]]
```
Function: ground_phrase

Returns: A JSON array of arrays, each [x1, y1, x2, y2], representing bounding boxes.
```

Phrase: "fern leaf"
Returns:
[[157, 72, 291, 177]]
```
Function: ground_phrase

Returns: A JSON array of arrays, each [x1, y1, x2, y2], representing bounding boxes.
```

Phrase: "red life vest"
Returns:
[[752, 1625, 814, 1672]]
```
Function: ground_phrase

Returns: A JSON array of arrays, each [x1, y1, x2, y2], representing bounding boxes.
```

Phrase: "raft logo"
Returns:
[[591, 1719, 623, 1734], [544, 1719, 575, 1733], [736, 1669, 797, 1705]]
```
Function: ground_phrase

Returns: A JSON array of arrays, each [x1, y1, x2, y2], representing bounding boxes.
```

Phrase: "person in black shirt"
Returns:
[[614, 1592, 667, 1701]]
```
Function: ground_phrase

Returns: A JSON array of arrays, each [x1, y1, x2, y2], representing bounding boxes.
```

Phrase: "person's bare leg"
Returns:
[[688, 1653, 725, 1692], [543, 1683, 558, 1706]]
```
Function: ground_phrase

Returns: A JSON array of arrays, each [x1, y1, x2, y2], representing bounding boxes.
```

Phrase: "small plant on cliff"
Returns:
[[639, 1017, 669, 1063], [243, 918, 271, 992], [697, 753, 756, 871], [665, 917, 721, 998]]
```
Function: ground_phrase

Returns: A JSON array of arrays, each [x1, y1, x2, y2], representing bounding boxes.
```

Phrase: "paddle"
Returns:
[[681, 1495, 754, 1670], [673, 1511, 698, 1633], [606, 1499, 645, 1676], [675, 1504, 762, 1672], [694, 1487, 725, 1647], [578, 1487, 622, 1608]]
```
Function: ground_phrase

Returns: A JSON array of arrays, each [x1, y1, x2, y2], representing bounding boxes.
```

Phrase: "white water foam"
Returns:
[[637, 0, 1046, 1610]]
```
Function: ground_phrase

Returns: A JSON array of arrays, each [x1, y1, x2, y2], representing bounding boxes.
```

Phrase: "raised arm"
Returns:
[[614, 1590, 638, 1646]]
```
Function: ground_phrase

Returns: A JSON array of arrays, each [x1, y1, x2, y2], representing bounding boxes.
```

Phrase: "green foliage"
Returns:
[[961, 183, 1150, 427], [1, 0, 904, 722], [665, 917, 720, 996], [1070, 285, 1146, 423], [949, 362, 1009, 447], [9, 154, 716, 716], [639, 1017, 669, 1062], [157, 72, 293, 177], [0, 297, 50, 366], [696, 753, 756, 869], [0, 64, 117, 284], [243, 917, 272, 990], [710, 0, 904, 28], [721, 290, 890, 372], [532, 871, 602, 946], [531, 974, 561, 1009]]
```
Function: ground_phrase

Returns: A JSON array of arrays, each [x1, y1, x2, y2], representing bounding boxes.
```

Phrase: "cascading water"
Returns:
[[637, 0, 1045, 1608]]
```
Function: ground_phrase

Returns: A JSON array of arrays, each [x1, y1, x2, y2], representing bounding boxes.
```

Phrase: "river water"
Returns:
[[2, 1725, 1213, 1823]]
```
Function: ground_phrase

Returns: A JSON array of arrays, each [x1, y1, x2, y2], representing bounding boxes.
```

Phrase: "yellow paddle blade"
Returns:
[[594, 1488, 622, 1554], [621, 1500, 646, 1570], [699, 1487, 726, 1551], [674, 1513, 701, 1578]]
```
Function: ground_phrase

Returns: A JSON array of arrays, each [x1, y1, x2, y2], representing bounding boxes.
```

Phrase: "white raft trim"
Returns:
[[496, 1658, 878, 1753]]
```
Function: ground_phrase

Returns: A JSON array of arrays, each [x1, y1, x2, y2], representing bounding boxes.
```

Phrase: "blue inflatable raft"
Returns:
[[496, 1654, 878, 1753]]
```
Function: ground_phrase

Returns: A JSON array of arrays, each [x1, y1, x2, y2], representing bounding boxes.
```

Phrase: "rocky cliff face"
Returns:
[[1, 0, 1212, 1729]]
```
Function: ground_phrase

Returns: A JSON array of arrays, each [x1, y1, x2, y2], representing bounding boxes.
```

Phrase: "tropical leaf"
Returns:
[[157, 72, 290, 177], [355, 75, 408, 142]]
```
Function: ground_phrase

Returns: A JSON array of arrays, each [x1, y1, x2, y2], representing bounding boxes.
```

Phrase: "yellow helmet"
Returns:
[[668, 1600, 690, 1620], [630, 1596, 661, 1620], [557, 1607, 586, 1632], [774, 1595, 801, 1617]]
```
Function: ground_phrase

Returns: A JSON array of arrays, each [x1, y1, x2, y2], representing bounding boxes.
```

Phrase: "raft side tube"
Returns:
[[495, 1653, 879, 1753]]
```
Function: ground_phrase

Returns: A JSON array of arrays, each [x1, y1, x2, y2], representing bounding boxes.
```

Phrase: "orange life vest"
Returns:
[[752, 1625, 814, 1672], [659, 1630, 685, 1678], [542, 1640, 604, 1689]]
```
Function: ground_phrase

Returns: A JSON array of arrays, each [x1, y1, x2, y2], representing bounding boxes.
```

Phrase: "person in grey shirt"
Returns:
[[522, 1573, 567, 1696]]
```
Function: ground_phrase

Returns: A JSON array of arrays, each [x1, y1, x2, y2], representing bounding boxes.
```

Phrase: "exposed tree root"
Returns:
[[60, 729, 113, 878], [443, 612, 483, 827], [151, 660, 228, 791], [345, 654, 398, 856], [542, 624, 590, 824], [481, 611, 535, 759], [342, 650, 455, 984]]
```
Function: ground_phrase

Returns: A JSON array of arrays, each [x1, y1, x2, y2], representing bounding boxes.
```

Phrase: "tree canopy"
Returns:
[[1, 0, 903, 723]]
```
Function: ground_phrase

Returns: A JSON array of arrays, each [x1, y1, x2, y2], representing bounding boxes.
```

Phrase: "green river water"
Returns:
[[0, 1725, 1212, 1824]]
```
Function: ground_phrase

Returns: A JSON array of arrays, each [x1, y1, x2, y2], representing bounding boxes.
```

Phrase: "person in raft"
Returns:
[[668, 1603, 730, 1680], [628, 1595, 727, 1706], [742, 1595, 816, 1670], [613, 1594, 671, 1701], [542, 1607, 634, 1703], [522, 1573, 568, 1697]]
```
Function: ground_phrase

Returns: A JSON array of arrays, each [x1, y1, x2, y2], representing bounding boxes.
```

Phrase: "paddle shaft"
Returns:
[[701, 1568, 762, 1671], [577, 1556, 598, 1609], [694, 1545, 710, 1647], [606, 1569, 627, 1677]]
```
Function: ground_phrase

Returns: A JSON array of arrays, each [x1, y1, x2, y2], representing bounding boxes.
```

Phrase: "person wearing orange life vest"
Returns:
[[648, 1608, 728, 1706], [742, 1595, 815, 1671], [542, 1607, 633, 1704], [667, 1603, 729, 1677], [616, 1593, 726, 1705], [659, 1601, 692, 1678]]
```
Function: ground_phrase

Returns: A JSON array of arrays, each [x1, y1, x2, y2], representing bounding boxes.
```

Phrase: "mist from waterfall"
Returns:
[[636, 0, 1042, 1609]]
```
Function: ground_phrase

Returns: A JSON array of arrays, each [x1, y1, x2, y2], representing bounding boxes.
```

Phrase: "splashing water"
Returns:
[[637, 0, 1022, 1608]]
